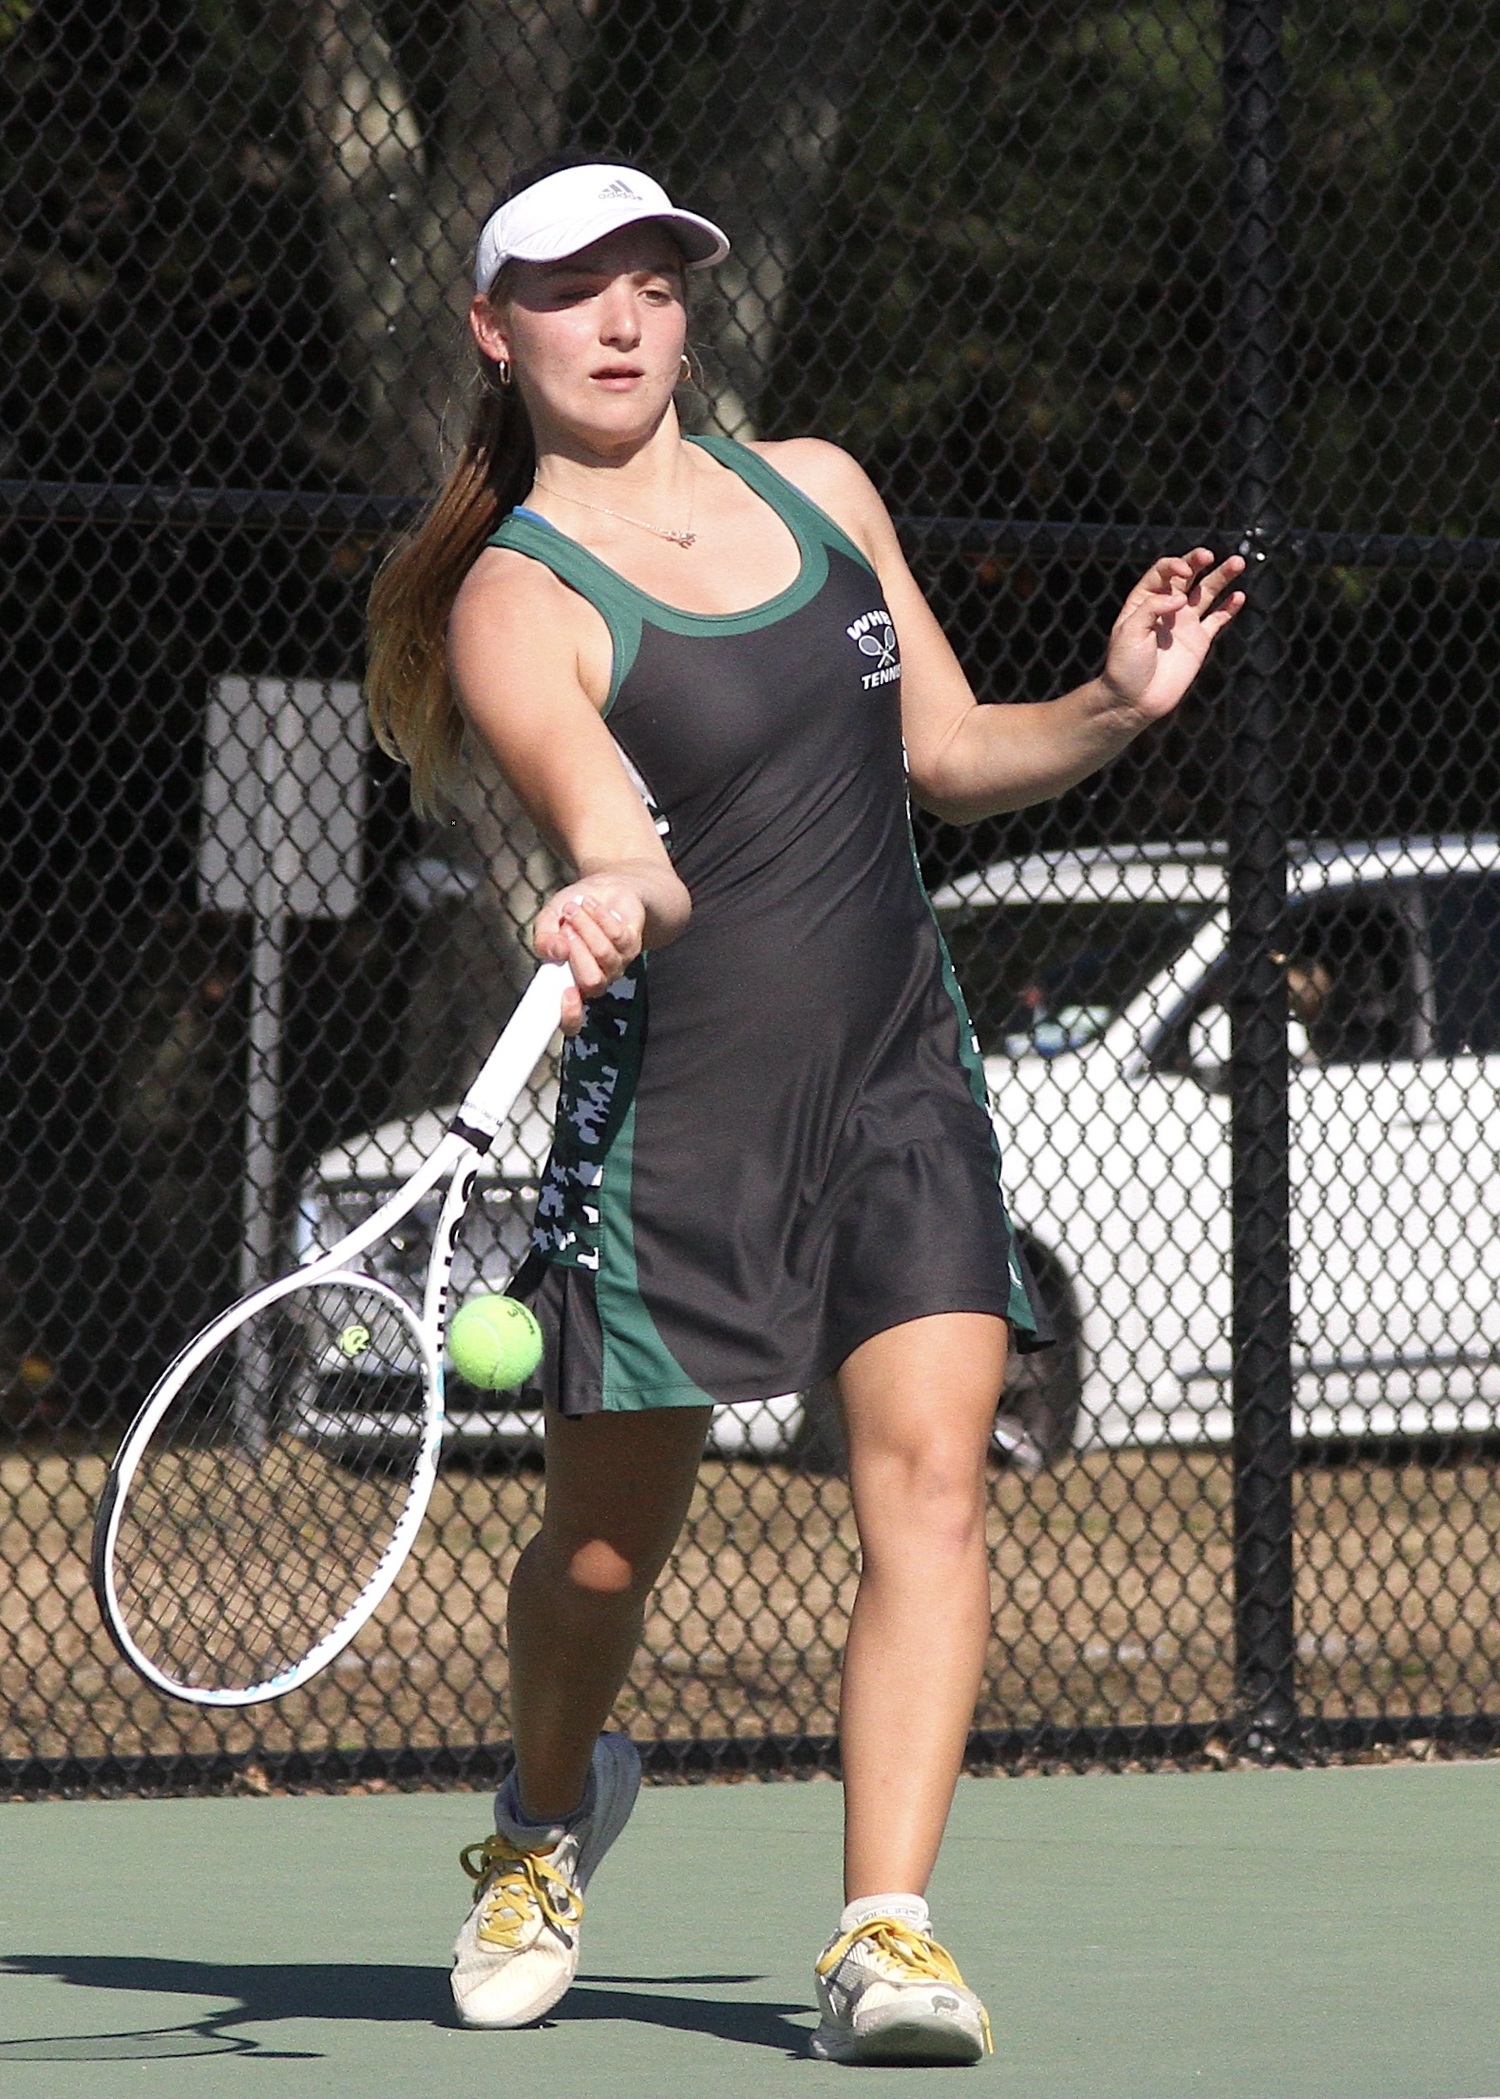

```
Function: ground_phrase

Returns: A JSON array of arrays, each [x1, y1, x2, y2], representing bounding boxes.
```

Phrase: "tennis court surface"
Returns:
[[3, 1760, 1499, 2098]]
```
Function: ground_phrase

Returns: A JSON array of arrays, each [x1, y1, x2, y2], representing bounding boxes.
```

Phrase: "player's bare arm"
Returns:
[[763, 437, 1246, 826], [450, 547, 691, 1028]]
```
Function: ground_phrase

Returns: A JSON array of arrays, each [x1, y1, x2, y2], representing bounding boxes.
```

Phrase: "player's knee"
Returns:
[[862, 1438, 988, 1548], [564, 1536, 645, 1596]]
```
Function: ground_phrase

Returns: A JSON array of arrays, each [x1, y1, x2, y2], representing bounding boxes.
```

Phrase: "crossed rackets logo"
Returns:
[[857, 621, 898, 670], [846, 607, 900, 687]]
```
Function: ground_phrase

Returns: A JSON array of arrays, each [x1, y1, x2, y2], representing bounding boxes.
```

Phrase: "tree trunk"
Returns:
[[301, 0, 598, 494], [689, 0, 891, 439], [398, 0, 600, 487], [300, 3, 601, 1108], [301, 1, 428, 489]]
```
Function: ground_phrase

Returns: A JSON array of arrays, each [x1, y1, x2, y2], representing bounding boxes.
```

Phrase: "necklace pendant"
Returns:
[[672, 530, 697, 548]]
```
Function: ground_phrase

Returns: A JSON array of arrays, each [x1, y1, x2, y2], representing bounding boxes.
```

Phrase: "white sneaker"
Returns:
[[812, 1906, 993, 2065], [450, 1731, 641, 2028]]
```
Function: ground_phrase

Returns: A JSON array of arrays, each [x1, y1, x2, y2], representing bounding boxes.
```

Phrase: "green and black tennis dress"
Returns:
[[498, 437, 1047, 1414]]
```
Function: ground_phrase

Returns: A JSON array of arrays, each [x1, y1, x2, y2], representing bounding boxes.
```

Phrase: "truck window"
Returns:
[[938, 901, 1210, 1058], [1280, 892, 1418, 1066], [1428, 873, 1500, 1057], [1148, 887, 1420, 1077]]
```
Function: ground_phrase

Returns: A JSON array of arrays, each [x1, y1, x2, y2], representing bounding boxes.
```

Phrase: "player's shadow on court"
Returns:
[[1, 1955, 811, 2059], [546, 1971, 811, 2051], [0, 1955, 434, 2062]]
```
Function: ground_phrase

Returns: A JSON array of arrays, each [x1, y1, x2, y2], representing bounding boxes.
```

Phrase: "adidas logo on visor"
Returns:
[[598, 179, 639, 199]]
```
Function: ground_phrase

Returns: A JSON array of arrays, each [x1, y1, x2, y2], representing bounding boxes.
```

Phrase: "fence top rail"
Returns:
[[4, 479, 1500, 575]]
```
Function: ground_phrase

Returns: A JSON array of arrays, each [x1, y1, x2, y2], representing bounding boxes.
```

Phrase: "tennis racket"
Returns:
[[92, 960, 570, 1709]]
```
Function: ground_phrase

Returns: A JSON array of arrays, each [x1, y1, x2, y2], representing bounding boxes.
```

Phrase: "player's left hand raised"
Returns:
[[1100, 549, 1246, 725]]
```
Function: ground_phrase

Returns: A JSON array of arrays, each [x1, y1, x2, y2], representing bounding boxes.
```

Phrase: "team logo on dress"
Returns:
[[846, 608, 900, 688]]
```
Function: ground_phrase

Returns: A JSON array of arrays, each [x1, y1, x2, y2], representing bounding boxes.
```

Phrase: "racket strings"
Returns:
[[109, 1281, 429, 1693]]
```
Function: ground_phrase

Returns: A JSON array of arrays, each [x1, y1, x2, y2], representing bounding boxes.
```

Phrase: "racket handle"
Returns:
[[450, 961, 572, 1150]]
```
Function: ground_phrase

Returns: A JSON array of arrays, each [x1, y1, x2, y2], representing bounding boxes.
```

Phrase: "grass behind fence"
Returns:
[[5, 1446, 1500, 1772]]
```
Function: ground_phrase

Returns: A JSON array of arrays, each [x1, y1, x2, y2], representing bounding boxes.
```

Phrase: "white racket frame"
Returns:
[[93, 961, 570, 1708]]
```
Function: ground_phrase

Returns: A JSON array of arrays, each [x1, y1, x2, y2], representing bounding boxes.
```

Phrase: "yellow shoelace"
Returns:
[[816, 1917, 993, 2054], [459, 1834, 584, 1951]]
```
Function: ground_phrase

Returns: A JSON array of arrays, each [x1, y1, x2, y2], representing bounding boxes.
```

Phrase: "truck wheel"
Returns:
[[995, 1240, 1082, 1467]]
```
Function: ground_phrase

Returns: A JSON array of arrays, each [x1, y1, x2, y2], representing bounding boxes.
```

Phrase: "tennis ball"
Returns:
[[337, 1323, 371, 1360], [448, 1295, 544, 1391]]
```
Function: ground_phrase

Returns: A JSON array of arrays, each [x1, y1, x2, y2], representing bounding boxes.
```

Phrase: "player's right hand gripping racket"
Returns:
[[92, 961, 570, 1710]]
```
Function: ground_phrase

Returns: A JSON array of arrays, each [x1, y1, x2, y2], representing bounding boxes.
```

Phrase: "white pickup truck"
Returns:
[[297, 836, 1500, 1463], [941, 836, 1500, 1456]]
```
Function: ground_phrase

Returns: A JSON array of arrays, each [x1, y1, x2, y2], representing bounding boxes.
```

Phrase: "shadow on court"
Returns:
[[0, 1955, 810, 2062], [552, 1974, 809, 2053]]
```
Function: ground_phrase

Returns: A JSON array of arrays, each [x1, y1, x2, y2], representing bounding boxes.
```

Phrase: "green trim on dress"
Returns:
[[595, 1095, 717, 1410], [930, 925, 1039, 1336], [910, 815, 1040, 1339], [690, 434, 873, 575], [485, 436, 876, 710], [485, 510, 645, 709]]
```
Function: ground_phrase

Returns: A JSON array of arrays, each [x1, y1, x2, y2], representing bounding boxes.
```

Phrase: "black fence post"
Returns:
[[1221, 0, 1296, 1751]]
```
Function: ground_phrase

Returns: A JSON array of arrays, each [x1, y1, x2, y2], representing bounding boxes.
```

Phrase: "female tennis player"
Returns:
[[366, 156, 1243, 2065]]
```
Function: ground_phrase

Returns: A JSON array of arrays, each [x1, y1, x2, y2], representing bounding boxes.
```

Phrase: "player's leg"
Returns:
[[839, 1310, 1004, 1892], [508, 1401, 711, 1817], [452, 1400, 709, 2028], [811, 1310, 1005, 2064]]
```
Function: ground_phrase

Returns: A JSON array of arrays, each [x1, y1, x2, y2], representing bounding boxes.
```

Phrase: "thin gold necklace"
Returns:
[[533, 469, 697, 548]]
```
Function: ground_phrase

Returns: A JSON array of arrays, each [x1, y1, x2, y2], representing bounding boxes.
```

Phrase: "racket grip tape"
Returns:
[[448, 961, 573, 1152]]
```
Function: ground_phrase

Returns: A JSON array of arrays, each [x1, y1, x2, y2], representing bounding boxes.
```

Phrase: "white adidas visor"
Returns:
[[474, 165, 730, 292]]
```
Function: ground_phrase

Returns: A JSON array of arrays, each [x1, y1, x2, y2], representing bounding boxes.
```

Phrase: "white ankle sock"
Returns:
[[839, 1893, 931, 1936]]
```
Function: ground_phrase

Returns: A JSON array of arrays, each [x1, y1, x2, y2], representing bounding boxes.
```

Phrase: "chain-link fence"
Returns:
[[4, 0, 1500, 1791]]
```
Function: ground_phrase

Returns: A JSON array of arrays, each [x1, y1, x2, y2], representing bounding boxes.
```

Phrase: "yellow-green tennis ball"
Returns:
[[448, 1296, 544, 1390]]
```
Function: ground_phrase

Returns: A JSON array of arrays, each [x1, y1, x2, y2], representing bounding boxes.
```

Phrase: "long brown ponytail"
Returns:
[[365, 354, 535, 814]]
